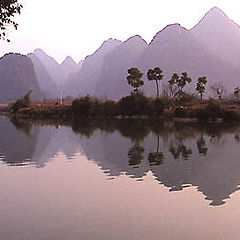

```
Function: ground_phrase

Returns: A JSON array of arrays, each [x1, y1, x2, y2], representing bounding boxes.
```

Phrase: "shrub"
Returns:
[[196, 102, 223, 120], [177, 93, 200, 106], [151, 98, 165, 116], [174, 106, 187, 118], [72, 95, 94, 116], [117, 92, 150, 116], [223, 110, 240, 121], [11, 90, 33, 113]]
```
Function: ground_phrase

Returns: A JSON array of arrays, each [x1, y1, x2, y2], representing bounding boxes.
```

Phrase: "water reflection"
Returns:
[[2, 116, 240, 206]]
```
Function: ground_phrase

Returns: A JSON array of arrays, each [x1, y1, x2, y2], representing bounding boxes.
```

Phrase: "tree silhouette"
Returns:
[[147, 67, 163, 98], [11, 90, 33, 113], [168, 73, 179, 98], [210, 83, 226, 100], [126, 67, 144, 94], [169, 138, 192, 161], [0, 0, 23, 41], [169, 72, 192, 99], [148, 135, 164, 166], [128, 142, 144, 166], [234, 87, 240, 101], [196, 76, 207, 101], [197, 135, 208, 156]]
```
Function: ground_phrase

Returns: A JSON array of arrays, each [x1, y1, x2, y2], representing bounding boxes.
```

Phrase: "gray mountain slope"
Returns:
[[34, 49, 77, 88], [61, 56, 78, 80], [34, 48, 63, 87], [28, 53, 58, 98], [0, 53, 42, 103], [136, 23, 240, 96], [94, 35, 148, 99], [64, 38, 122, 97], [191, 7, 240, 67]]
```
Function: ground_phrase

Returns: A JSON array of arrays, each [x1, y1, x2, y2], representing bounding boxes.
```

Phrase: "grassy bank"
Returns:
[[9, 93, 240, 122]]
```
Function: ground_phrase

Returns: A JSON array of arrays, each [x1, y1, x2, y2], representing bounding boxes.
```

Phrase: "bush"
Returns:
[[177, 93, 200, 106], [223, 110, 240, 121], [11, 90, 33, 113], [174, 106, 187, 118], [72, 95, 94, 116], [151, 98, 165, 116], [117, 92, 150, 116], [196, 102, 223, 120]]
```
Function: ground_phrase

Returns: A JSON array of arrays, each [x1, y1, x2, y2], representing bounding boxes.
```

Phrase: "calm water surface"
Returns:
[[1, 117, 240, 240]]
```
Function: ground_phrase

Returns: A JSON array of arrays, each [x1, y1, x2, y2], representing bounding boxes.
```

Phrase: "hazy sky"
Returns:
[[0, 0, 239, 63]]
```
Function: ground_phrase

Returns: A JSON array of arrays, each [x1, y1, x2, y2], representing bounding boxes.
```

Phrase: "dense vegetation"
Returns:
[[9, 67, 240, 122]]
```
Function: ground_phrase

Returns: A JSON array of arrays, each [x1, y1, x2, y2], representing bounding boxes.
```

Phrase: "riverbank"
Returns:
[[9, 101, 240, 123], [7, 94, 240, 122]]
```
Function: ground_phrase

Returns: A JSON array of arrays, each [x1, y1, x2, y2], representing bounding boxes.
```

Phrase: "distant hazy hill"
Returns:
[[64, 38, 122, 97], [191, 7, 240, 67], [4, 7, 239, 101], [0, 53, 42, 103], [28, 53, 58, 98], [95, 36, 148, 99], [34, 49, 78, 87], [61, 7, 240, 99], [137, 23, 240, 96], [61, 56, 78, 80]]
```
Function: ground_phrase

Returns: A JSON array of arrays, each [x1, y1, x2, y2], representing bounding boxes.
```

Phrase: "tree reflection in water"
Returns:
[[128, 142, 144, 166], [6, 118, 240, 206], [197, 135, 208, 156], [148, 135, 164, 166]]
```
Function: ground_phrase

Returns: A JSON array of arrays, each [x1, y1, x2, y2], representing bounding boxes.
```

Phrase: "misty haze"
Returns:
[[1, 2, 240, 240]]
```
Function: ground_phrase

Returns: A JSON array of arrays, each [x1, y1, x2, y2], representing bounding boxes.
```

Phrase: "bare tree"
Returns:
[[210, 83, 226, 100]]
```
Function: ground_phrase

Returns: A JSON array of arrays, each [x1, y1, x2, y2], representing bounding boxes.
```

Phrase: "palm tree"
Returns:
[[126, 67, 144, 94], [147, 67, 163, 98]]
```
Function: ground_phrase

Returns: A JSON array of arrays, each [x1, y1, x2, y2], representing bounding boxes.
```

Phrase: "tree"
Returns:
[[168, 73, 179, 98], [234, 87, 240, 101], [126, 67, 144, 94], [169, 72, 192, 99], [210, 83, 226, 100], [0, 0, 23, 41], [11, 90, 33, 113], [196, 76, 207, 101], [147, 67, 163, 98]]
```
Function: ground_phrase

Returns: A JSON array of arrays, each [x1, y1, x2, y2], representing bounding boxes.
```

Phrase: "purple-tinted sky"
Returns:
[[0, 0, 238, 63]]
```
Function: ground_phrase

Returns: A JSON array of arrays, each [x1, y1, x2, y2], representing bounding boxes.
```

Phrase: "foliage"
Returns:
[[126, 67, 144, 93], [162, 83, 178, 98], [0, 0, 23, 41], [169, 72, 192, 99], [147, 67, 163, 98], [128, 143, 144, 166], [174, 106, 187, 118], [72, 95, 94, 116], [223, 110, 240, 121], [118, 92, 150, 116], [196, 76, 207, 101], [11, 90, 32, 113], [151, 98, 165, 116], [177, 93, 200, 106], [234, 87, 240, 101], [196, 102, 223, 120], [72, 96, 119, 117], [210, 83, 226, 100], [168, 73, 179, 98]]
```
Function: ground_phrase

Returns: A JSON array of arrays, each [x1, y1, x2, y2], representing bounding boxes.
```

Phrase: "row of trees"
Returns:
[[127, 67, 208, 101]]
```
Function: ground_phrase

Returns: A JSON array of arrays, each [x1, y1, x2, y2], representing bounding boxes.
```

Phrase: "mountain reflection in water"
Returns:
[[1, 117, 240, 206]]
